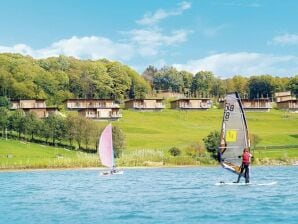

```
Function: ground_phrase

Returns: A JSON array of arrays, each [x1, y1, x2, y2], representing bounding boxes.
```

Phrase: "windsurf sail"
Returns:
[[218, 92, 250, 175], [98, 124, 114, 169]]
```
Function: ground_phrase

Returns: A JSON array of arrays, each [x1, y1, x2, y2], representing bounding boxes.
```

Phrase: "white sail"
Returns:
[[98, 124, 123, 175], [98, 124, 114, 169]]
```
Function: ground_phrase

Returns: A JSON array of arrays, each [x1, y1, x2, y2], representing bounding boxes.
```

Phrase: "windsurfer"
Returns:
[[236, 148, 252, 183], [111, 166, 116, 174]]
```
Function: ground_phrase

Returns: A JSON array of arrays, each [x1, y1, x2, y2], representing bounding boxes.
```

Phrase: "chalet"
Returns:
[[170, 98, 212, 110], [241, 98, 272, 112], [10, 99, 58, 118], [64, 99, 122, 120], [219, 98, 272, 112], [275, 91, 298, 112], [276, 100, 298, 112], [124, 99, 165, 111], [275, 91, 293, 102]]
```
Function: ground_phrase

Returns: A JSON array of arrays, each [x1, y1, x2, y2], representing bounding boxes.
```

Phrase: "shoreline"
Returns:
[[0, 163, 297, 173], [0, 165, 215, 172]]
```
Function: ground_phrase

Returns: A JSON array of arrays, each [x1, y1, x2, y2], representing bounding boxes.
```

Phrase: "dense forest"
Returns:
[[143, 65, 298, 99], [0, 53, 151, 105], [0, 53, 297, 106]]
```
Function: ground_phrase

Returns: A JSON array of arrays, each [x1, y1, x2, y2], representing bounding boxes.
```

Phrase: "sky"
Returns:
[[1, 0, 298, 78]]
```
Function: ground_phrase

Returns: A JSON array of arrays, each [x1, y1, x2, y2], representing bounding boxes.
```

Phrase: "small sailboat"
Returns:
[[98, 123, 123, 176], [218, 92, 251, 179]]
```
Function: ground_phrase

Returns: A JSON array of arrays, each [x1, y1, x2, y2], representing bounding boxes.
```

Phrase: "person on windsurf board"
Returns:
[[236, 148, 252, 183]]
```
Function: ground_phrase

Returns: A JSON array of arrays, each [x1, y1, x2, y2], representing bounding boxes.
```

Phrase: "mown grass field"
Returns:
[[0, 108, 297, 168], [0, 139, 98, 169], [115, 109, 298, 150], [254, 148, 298, 159], [116, 109, 221, 150]]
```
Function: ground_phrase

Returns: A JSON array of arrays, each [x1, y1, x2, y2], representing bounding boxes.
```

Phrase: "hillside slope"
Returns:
[[115, 109, 298, 151]]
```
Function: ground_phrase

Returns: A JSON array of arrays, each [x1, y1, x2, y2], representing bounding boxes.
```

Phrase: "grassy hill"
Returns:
[[116, 108, 298, 150], [117, 109, 221, 150], [0, 108, 297, 168], [0, 139, 98, 169]]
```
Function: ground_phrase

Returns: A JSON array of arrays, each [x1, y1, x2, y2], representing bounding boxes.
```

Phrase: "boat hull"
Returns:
[[100, 170, 124, 176]]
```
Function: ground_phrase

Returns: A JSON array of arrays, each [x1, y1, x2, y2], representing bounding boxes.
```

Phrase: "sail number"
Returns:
[[224, 103, 234, 120]]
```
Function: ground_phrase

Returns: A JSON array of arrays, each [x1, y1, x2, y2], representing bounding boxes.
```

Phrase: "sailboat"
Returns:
[[218, 92, 250, 178], [98, 123, 123, 176]]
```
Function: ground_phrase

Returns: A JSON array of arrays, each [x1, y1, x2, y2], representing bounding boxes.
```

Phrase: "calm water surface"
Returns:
[[0, 166, 297, 224]]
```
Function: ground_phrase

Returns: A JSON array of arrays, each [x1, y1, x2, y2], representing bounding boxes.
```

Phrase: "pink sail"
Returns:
[[98, 124, 114, 168]]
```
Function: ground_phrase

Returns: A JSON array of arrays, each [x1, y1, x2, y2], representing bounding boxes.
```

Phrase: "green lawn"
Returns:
[[116, 109, 222, 150], [0, 139, 98, 169], [254, 148, 298, 159], [115, 109, 298, 151], [246, 110, 298, 146]]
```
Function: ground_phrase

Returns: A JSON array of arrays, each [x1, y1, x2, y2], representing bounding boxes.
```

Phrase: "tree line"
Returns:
[[0, 106, 125, 156], [0, 53, 151, 106], [0, 53, 297, 107], [143, 65, 298, 99]]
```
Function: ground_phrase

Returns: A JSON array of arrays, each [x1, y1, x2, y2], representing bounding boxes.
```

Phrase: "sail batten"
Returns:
[[219, 92, 250, 175]]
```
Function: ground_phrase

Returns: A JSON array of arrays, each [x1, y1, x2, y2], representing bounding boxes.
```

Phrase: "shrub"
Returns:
[[169, 147, 181, 157], [203, 131, 220, 159], [112, 126, 125, 158]]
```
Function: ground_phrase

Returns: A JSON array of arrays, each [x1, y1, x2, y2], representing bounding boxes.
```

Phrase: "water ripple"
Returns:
[[0, 166, 298, 223]]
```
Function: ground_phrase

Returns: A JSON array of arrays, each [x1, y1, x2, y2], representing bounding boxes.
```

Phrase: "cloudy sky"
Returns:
[[1, 0, 298, 77]]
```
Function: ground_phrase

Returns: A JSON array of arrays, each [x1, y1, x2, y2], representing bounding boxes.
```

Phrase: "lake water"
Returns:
[[0, 166, 297, 224]]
